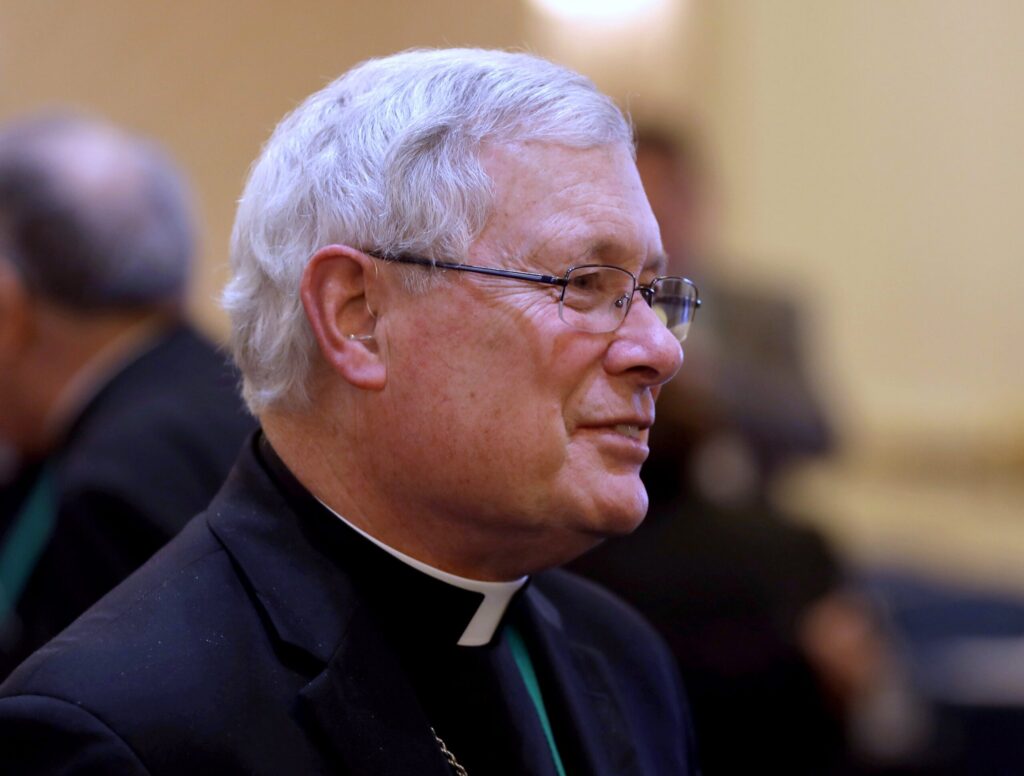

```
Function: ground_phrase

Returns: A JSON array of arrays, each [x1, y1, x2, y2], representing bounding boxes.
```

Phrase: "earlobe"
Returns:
[[300, 246, 387, 391]]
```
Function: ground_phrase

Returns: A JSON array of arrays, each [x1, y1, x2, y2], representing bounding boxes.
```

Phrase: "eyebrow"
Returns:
[[645, 252, 669, 277], [571, 241, 670, 275]]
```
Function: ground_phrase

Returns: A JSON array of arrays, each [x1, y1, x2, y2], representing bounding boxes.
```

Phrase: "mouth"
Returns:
[[575, 420, 652, 464], [576, 415, 654, 442]]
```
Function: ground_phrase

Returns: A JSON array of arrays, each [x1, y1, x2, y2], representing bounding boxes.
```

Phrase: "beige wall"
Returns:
[[1, 0, 526, 334], [526, 1, 1024, 586], [4, 1, 1022, 581], [693, 1, 1024, 453], [681, 1, 1024, 585], [532, 0, 1024, 455]]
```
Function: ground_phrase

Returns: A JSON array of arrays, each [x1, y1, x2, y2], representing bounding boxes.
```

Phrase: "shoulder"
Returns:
[[3, 515, 239, 696], [0, 694, 150, 774], [532, 567, 683, 701], [0, 514, 299, 768], [2, 514, 267, 711], [533, 567, 666, 651]]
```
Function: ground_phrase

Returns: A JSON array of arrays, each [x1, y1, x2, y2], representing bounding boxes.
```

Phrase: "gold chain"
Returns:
[[430, 726, 469, 776]]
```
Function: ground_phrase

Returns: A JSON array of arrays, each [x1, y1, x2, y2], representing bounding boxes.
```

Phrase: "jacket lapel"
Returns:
[[207, 438, 451, 775], [522, 585, 643, 776], [296, 604, 453, 776]]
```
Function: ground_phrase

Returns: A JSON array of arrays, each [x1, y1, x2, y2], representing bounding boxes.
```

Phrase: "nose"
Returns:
[[604, 290, 684, 386]]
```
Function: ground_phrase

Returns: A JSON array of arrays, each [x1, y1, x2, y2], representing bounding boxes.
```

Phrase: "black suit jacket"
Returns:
[[0, 325, 255, 677], [0, 436, 698, 775]]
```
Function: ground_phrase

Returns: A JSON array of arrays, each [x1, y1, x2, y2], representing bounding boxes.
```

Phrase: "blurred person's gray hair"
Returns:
[[224, 48, 633, 414], [0, 112, 195, 310]]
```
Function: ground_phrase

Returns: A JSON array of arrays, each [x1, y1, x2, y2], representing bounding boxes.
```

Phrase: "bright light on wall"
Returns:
[[528, 0, 669, 23], [524, 0, 692, 113]]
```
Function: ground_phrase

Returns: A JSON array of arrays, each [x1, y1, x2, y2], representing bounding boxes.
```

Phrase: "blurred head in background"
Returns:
[[0, 113, 195, 457], [634, 124, 714, 278], [634, 122, 834, 510]]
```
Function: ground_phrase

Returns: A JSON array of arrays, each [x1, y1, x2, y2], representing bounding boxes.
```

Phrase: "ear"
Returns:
[[300, 245, 387, 391], [0, 262, 32, 365]]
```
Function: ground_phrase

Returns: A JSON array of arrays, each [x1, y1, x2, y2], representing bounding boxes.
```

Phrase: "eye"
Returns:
[[567, 269, 604, 292]]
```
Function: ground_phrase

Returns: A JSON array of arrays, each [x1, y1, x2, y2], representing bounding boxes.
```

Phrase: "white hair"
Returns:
[[224, 48, 633, 413]]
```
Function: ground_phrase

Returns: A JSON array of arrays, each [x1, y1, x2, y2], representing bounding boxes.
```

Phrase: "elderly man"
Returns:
[[0, 115, 254, 677], [0, 51, 701, 774]]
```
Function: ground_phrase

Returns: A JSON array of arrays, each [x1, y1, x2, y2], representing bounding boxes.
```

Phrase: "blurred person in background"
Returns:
[[570, 126, 934, 774], [630, 126, 834, 502], [0, 113, 254, 678]]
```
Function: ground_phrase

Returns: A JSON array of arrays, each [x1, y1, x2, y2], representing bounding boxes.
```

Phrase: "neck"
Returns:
[[262, 411, 573, 582]]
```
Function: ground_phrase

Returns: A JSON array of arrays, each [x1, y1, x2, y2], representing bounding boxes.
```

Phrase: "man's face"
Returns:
[[370, 142, 683, 574]]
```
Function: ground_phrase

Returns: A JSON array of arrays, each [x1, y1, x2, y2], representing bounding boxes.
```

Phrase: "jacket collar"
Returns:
[[207, 434, 356, 664], [207, 435, 455, 773]]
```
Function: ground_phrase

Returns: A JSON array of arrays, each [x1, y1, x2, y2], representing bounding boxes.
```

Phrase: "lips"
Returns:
[[577, 416, 654, 438]]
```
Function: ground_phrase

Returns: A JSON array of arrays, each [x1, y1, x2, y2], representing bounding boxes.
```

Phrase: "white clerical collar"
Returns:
[[316, 499, 527, 647]]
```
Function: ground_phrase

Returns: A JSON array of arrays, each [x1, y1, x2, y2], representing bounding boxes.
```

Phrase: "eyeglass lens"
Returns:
[[559, 266, 697, 342], [651, 276, 697, 342]]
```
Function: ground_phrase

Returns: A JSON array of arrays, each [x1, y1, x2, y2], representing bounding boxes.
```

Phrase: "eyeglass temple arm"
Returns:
[[371, 253, 701, 308], [370, 253, 567, 287]]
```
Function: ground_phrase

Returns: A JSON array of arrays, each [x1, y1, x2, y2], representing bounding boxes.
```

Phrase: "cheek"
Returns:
[[396, 321, 526, 414], [555, 439, 650, 534], [455, 365, 569, 485], [417, 340, 571, 486], [385, 291, 596, 496]]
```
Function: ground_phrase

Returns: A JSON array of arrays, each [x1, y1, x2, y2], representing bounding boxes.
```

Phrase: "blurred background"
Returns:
[[3, 1, 1022, 771]]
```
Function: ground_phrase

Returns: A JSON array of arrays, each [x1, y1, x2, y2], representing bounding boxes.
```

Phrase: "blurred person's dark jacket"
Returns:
[[0, 113, 257, 679], [570, 496, 846, 773], [0, 324, 254, 678]]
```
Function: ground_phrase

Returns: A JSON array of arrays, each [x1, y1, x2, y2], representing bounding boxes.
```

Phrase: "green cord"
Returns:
[[0, 468, 57, 623], [506, 624, 568, 776]]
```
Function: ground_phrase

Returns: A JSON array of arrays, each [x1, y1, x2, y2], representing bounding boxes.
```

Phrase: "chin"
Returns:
[[584, 485, 650, 538], [532, 491, 647, 571], [602, 509, 648, 538]]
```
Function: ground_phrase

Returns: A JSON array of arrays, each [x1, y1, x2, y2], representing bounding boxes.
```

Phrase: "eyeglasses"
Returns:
[[369, 253, 701, 343]]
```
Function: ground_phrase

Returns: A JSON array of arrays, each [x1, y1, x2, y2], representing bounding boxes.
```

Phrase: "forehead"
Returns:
[[471, 141, 664, 275]]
